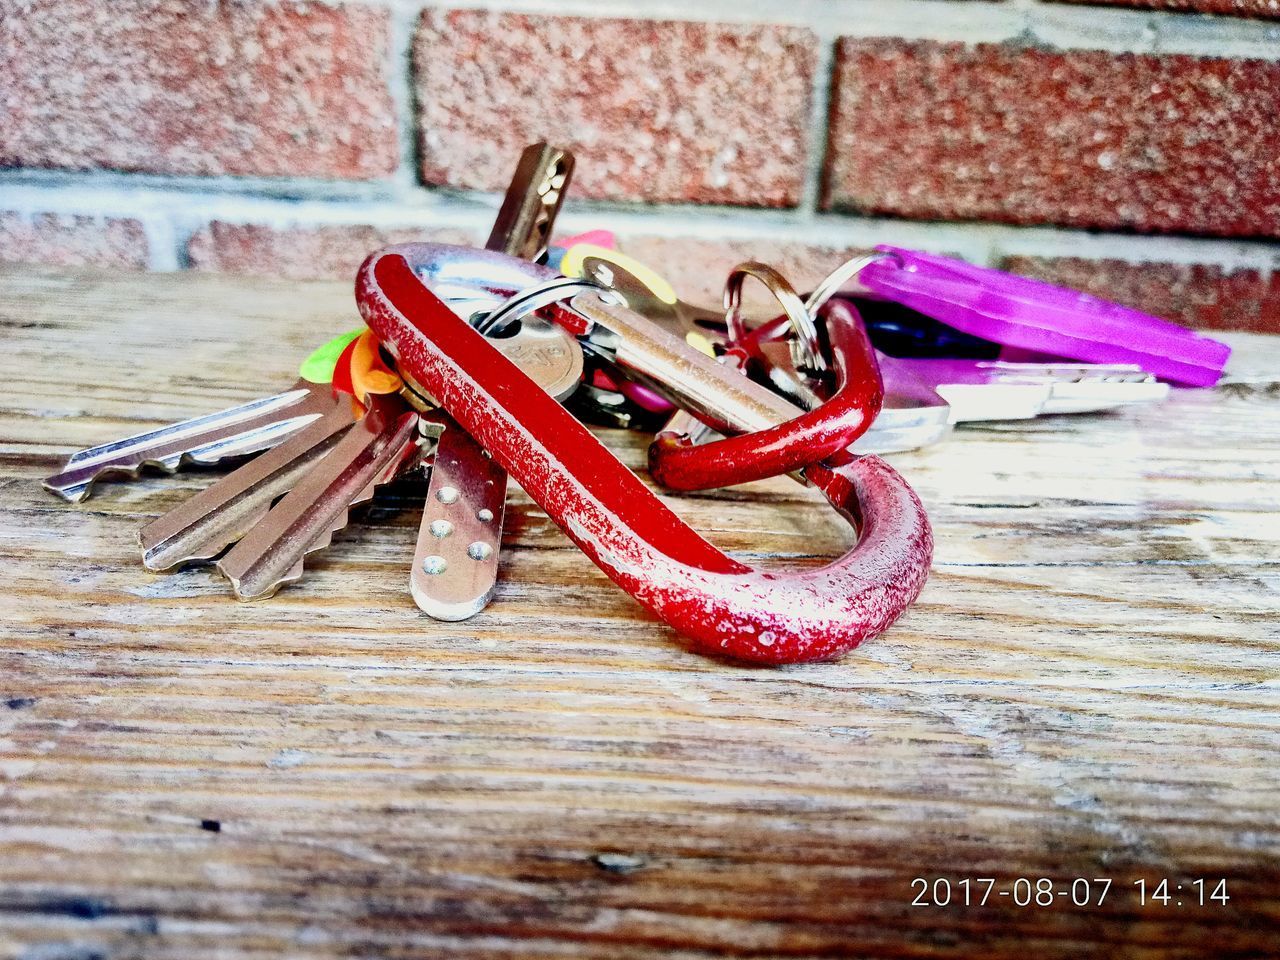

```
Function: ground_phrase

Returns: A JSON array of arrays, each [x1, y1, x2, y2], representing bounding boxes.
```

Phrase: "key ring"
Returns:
[[478, 276, 610, 335], [803, 251, 902, 315], [723, 262, 827, 375], [649, 300, 884, 491]]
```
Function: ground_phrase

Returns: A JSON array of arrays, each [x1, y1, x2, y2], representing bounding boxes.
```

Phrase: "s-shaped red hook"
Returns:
[[357, 246, 932, 664]]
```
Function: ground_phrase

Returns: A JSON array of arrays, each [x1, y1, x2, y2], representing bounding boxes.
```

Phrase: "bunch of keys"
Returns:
[[46, 143, 583, 621], [43, 143, 1228, 664], [43, 144, 932, 663], [555, 243, 1226, 453]]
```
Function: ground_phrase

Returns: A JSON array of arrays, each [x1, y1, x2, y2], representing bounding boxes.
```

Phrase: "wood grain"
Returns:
[[0, 266, 1277, 959]]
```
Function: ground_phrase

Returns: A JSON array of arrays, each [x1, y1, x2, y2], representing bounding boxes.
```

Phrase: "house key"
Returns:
[[411, 142, 575, 620], [217, 392, 423, 600], [43, 379, 342, 503]]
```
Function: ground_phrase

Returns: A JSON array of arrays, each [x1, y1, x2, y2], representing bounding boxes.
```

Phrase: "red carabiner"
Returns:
[[357, 247, 932, 664], [648, 303, 882, 491]]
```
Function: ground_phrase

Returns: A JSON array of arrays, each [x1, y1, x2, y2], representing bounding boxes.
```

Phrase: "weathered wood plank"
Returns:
[[1, 267, 1277, 958]]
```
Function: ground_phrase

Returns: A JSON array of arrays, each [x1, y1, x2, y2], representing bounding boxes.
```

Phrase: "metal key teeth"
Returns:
[[43, 382, 333, 503], [138, 404, 356, 572], [139, 437, 336, 572], [217, 479, 375, 601], [215, 401, 421, 601], [47, 452, 185, 505], [50, 420, 311, 504]]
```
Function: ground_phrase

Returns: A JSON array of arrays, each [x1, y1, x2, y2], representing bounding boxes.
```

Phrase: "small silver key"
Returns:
[[486, 141, 574, 263], [410, 418, 508, 621], [43, 380, 335, 503], [138, 398, 356, 571], [412, 142, 576, 619], [216, 393, 423, 601]]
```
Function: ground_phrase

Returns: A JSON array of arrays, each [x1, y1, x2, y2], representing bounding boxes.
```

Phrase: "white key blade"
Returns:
[[1041, 380, 1171, 415], [935, 383, 1053, 422]]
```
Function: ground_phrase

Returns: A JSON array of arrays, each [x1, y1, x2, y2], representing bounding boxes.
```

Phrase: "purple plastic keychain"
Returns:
[[858, 246, 1231, 387]]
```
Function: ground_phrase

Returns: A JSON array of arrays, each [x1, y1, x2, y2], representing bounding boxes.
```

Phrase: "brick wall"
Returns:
[[1, 0, 1278, 332]]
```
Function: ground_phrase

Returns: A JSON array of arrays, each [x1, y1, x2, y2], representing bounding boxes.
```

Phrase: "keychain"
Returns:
[[40, 142, 1231, 665]]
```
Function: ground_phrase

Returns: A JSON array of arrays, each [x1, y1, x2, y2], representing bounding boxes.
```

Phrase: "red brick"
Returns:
[[1058, 0, 1280, 19], [616, 236, 861, 310], [0, 212, 149, 269], [414, 12, 816, 206], [187, 222, 482, 281], [0, 0, 397, 179], [1001, 255, 1280, 333], [825, 40, 1280, 238]]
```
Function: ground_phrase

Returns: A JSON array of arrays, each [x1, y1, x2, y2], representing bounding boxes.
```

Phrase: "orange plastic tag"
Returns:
[[351, 330, 403, 398]]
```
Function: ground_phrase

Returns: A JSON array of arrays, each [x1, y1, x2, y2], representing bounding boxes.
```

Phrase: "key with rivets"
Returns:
[[411, 142, 575, 619], [409, 423, 507, 620]]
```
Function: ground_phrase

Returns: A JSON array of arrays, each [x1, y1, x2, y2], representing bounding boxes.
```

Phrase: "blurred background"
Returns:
[[1, 0, 1277, 330]]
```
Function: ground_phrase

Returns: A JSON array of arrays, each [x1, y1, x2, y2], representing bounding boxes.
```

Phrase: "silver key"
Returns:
[[138, 398, 356, 571], [43, 380, 335, 503], [412, 142, 576, 619], [486, 141, 574, 263], [411, 419, 508, 621], [216, 393, 422, 601]]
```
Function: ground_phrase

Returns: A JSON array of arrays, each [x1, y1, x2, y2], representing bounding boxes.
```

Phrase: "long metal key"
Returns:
[[43, 380, 338, 503], [138, 398, 356, 571], [216, 393, 423, 600], [411, 142, 574, 619]]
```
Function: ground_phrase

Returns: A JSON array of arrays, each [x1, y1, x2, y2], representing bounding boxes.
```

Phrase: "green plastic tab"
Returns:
[[299, 329, 363, 383]]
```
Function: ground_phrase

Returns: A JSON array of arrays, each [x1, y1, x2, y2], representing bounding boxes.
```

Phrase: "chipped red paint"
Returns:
[[649, 303, 884, 491], [356, 247, 932, 665]]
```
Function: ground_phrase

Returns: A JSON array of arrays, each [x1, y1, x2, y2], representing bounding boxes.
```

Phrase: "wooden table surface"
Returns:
[[1, 267, 1277, 959]]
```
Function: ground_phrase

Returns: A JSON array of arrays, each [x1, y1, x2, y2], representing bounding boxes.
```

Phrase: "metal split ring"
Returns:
[[477, 276, 610, 336], [723, 262, 825, 375], [804, 250, 902, 315]]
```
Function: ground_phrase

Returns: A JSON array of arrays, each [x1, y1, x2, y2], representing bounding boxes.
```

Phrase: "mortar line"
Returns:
[[388, 1, 425, 191], [3, 177, 1277, 275], [138, 214, 181, 272], [797, 19, 839, 219], [383, 0, 1280, 60]]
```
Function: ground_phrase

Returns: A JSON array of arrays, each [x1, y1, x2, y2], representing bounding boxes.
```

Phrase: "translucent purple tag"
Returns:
[[859, 246, 1231, 387]]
